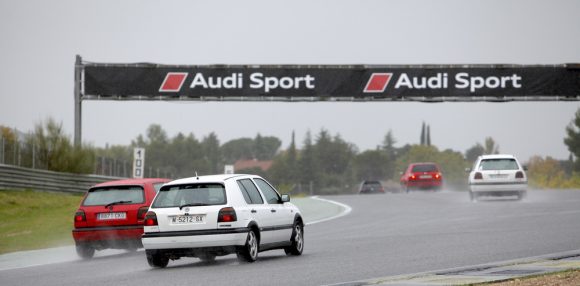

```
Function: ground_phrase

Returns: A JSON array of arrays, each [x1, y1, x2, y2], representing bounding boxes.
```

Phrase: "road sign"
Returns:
[[133, 148, 145, 178]]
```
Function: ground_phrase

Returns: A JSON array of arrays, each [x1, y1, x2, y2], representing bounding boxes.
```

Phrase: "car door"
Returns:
[[235, 179, 276, 244], [252, 178, 294, 243]]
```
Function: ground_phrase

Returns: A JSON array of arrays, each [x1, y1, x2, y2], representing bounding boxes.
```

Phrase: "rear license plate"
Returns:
[[171, 215, 205, 224], [490, 174, 508, 178], [97, 212, 126, 220], [419, 175, 432, 179]]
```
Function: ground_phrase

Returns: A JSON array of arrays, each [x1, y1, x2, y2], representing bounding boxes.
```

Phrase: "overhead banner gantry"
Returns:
[[74, 55, 580, 144]]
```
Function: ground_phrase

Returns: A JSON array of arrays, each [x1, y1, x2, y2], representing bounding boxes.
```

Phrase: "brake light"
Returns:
[[218, 207, 237, 223], [409, 175, 416, 180], [144, 211, 158, 226], [474, 172, 483, 180], [515, 171, 524, 179], [137, 206, 149, 220], [434, 173, 441, 180], [74, 210, 86, 222]]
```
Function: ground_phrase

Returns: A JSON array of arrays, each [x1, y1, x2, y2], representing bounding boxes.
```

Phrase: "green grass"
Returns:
[[0, 189, 83, 254]]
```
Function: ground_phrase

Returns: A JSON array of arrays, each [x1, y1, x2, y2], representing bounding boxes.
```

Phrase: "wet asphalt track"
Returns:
[[1, 190, 580, 286]]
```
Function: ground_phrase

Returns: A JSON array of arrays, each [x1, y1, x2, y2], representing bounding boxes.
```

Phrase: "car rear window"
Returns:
[[153, 183, 165, 193], [362, 181, 382, 188], [152, 183, 226, 208], [411, 164, 438, 172], [83, 186, 144, 206], [478, 159, 519, 171]]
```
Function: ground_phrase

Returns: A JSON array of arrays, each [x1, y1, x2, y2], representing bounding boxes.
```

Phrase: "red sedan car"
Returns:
[[72, 178, 170, 259], [400, 162, 443, 192]]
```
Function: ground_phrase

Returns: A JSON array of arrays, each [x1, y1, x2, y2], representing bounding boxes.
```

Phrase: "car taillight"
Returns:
[[515, 171, 524, 179], [434, 173, 441, 180], [74, 210, 86, 222], [409, 175, 416, 180], [137, 206, 149, 220], [218, 207, 237, 223], [144, 211, 158, 226], [474, 172, 483, 180]]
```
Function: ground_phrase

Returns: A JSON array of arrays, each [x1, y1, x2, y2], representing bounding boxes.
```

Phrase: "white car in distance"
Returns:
[[142, 174, 304, 268], [467, 154, 528, 202]]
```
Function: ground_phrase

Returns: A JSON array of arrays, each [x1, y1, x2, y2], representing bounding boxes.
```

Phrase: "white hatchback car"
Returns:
[[142, 174, 304, 268], [467, 154, 528, 201]]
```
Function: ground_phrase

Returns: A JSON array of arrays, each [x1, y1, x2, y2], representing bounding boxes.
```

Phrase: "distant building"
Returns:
[[233, 159, 273, 172]]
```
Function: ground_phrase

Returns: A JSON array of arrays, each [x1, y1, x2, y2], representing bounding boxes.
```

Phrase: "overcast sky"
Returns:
[[1, 0, 579, 163]]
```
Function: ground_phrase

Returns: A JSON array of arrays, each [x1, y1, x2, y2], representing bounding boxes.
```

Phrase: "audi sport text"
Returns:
[[366, 72, 523, 93], [189, 72, 315, 93]]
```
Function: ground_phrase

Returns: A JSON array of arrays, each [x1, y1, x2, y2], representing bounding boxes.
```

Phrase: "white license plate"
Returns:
[[97, 212, 126, 220], [171, 215, 205, 224], [490, 174, 508, 178], [420, 175, 432, 179]]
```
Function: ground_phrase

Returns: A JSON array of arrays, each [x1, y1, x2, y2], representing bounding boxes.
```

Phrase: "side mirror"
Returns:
[[465, 168, 471, 173], [523, 166, 528, 171], [281, 194, 290, 203]]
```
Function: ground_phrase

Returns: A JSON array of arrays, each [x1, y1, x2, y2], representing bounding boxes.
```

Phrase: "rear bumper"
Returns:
[[142, 228, 248, 250], [405, 180, 442, 189], [72, 225, 143, 243], [470, 182, 527, 194]]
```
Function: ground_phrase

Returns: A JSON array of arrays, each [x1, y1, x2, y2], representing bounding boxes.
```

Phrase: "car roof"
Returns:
[[164, 174, 256, 186], [479, 154, 517, 160], [93, 178, 171, 188]]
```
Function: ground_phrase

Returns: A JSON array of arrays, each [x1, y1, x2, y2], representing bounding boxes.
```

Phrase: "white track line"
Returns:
[[305, 196, 352, 225]]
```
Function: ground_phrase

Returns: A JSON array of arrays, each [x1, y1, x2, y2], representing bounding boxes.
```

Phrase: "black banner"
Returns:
[[83, 64, 580, 100]]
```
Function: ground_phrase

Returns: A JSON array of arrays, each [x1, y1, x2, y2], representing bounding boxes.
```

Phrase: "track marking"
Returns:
[[305, 196, 352, 225]]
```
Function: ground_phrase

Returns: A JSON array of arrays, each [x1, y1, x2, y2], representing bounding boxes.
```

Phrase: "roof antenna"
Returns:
[[195, 171, 199, 180]]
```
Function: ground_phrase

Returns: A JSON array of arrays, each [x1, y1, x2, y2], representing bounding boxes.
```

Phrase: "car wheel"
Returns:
[[517, 191, 527, 201], [285, 222, 304, 256], [237, 229, 258, 262], [75, 244, 95, 259], [146, 250, 169, 268]]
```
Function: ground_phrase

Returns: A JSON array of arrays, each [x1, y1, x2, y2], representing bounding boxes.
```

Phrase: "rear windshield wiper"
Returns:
[[179, 203, 208, 210], [105, 200, 133, 208]]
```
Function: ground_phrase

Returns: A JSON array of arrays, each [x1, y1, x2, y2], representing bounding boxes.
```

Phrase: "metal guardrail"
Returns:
[[0, 164, 122, 193]]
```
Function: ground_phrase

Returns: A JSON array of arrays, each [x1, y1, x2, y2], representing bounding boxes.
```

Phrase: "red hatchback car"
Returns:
[[72, 178, 170, 259], [400, 162, 443, 192]]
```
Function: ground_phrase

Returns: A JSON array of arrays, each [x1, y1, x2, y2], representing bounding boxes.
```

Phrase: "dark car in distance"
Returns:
[[72, 178, 170, 259], [400, 162, 443, 192], [358, 180, 385, 194]]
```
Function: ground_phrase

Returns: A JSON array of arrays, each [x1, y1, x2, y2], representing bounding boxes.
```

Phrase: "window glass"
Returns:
[[254, 178, 280, 204], [411, 164, 438, 172], [83, 186, 144, 206], [237, 181, 252, 204], [478, 159, 519, 171], [237, 179, 264, 204], [153, 183, 165, 193], [152, 183, 226, 208]]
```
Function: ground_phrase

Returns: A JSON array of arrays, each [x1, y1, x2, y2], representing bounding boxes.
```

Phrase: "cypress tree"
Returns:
[[420, 122, 426, 145]]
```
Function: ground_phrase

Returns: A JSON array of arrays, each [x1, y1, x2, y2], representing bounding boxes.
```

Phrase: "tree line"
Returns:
[[3, 113, 580, 194]]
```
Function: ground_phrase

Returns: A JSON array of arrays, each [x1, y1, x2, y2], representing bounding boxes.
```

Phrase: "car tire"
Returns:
[[146, 250, 169, 268], [75, 244, 95, 259], [517, 191, 527, 201], [237, 229, 258, 262], [285, 222, 304, 256]]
